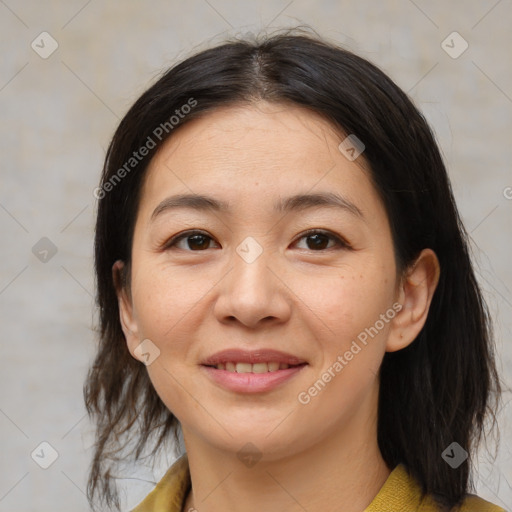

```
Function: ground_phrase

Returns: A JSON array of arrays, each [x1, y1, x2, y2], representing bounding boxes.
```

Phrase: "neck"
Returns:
[[182, 419, 391, 512]]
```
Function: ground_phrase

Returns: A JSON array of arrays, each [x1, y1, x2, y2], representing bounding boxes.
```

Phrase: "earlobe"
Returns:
[[386, 248, 440, 352], [112, 260, 141, 359]]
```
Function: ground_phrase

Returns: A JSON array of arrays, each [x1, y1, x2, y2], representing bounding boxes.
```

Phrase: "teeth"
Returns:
[[214, 362, 292, 373], [235, 362, 252, 373], [252, 363, 268, 373], [268, 362, 280, 372]]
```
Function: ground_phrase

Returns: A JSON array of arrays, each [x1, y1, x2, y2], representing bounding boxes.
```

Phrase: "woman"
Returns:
[[84, 29, 505, 512]]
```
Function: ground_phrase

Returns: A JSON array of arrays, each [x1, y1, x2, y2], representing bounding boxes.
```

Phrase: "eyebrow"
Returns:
[[150, 192, 364, 221]]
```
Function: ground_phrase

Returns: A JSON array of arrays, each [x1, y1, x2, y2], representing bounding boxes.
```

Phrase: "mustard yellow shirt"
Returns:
[[131, 454, 506, 512]]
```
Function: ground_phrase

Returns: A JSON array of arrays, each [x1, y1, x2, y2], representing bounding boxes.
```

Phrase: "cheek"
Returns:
[[293, 264, 395, 346], [293, 270, 393, 425], [131, 261, 213, 340], [131, 264, 208, 416]]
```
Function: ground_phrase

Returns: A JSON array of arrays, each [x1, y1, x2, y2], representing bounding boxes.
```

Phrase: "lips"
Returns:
[[201, 349, 308, 393], [201, 349, 307, 367]]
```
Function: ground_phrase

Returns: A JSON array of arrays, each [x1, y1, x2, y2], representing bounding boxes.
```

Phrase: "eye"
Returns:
[[293, 229, 349, 251], [163, 229, 349, 252], [164, 230, 219, 251]]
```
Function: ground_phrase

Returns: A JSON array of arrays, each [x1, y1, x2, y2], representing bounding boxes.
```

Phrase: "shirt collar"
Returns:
[[132, 456, 443, 512]]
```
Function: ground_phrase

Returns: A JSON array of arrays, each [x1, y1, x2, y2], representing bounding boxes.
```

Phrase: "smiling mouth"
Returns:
[[201, 361, 308, 393], [205, 362, 307, 373], [201, 349, 308, 392]]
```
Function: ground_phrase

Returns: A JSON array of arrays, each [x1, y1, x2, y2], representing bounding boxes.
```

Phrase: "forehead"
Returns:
[[138, 102, 381, 219]]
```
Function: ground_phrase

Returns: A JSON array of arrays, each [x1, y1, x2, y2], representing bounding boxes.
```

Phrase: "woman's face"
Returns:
[[117, 102, 413, 460]]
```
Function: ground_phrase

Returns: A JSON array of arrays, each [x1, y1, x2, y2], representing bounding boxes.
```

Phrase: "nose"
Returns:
[[213, 245, 292, 329]]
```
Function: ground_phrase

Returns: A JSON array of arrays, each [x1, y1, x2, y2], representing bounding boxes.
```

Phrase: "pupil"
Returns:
[[308, 234, 328, 250], [189, 235, 208, 250]]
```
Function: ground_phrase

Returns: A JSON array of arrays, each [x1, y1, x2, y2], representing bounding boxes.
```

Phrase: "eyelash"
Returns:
[[162, 229, 350, 252]]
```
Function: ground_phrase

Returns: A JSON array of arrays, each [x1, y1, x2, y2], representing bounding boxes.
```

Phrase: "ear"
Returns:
[[112, 260, 141, 361], [386, 248, 440, 352]]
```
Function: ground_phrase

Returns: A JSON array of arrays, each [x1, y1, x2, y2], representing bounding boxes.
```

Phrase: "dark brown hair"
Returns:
[[84, 28, 502, 511]]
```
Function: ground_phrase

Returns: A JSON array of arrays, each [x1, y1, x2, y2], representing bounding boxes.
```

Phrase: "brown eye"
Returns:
[[165, 231, 219, 251], [294, 230, 348, 251]]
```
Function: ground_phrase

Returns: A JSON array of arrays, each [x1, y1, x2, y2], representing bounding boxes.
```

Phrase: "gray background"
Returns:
[[0, 1, 511, 510]]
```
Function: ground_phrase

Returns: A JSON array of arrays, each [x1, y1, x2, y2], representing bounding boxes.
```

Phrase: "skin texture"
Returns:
[[114, 102, 440, 512]]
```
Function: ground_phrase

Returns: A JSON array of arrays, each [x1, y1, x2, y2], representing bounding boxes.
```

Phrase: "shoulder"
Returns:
[[454, 494, 507, 512], [131, 454, 190, 512], [366, 463, 506, 512]]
